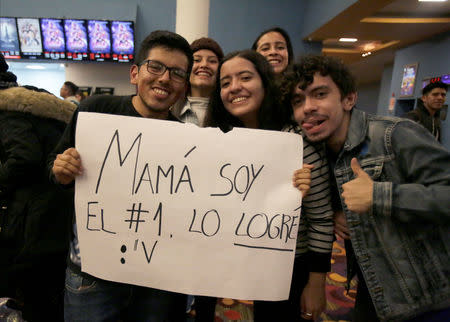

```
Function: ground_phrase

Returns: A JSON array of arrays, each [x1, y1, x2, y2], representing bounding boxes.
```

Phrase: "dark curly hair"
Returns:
[[280, 55, 357, 110], [205, 49, 290, 132]]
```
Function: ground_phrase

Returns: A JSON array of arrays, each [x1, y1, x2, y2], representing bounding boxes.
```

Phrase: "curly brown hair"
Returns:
[[280, 55, 357, 110]]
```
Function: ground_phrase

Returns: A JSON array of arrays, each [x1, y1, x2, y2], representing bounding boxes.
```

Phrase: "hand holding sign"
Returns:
[[292, 163, 314, 197], [52, 147, 83, 184], [341, 158, 373, 214]]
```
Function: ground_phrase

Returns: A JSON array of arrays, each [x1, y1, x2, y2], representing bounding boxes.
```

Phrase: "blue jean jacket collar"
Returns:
[[343, 108, 368, 152]]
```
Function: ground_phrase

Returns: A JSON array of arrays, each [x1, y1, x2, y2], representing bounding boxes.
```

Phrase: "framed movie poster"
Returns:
[[400, 63, 418, 98], [0, 17, 21, 59], [40, 18, 66, 59], [111, 20, 134, 62], [17, 18, 43, 59], [87, 20, 111, 61], [64, 19, 88, 61]]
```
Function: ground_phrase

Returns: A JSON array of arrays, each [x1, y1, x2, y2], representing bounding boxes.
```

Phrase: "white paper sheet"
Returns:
[[75, 111, 303, 300]]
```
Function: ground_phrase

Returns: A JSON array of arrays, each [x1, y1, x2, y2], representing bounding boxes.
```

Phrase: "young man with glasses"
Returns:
[[48, 30, 193, 322]]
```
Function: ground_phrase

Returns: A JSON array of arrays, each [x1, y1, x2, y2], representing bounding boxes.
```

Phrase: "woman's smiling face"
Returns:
[[219, 56, 265, 128], [256, 31, 289, 74]]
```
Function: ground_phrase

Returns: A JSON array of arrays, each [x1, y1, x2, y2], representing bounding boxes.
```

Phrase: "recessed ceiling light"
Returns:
[[26, 65, 45, 70], [339, 38, 358, 42], [362, 52, 372, 57]]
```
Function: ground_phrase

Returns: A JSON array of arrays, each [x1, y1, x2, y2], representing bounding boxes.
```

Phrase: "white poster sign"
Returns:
[[75, 112, 303, 300]]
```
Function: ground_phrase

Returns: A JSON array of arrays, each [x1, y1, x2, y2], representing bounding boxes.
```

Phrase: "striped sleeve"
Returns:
[[284, 124, 334, 272]]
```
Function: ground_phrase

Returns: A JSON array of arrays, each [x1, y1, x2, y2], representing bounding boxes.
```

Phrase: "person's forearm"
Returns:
[[307, 272, 326, 286]]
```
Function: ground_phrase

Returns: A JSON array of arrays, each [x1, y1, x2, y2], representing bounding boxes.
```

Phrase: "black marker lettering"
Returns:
[[268, 214, 281, 239], [243, 164, 264, 201], [156, 165, 174, 194], [288, 216, 299, 241], [142, 240, 158, 264], [87, 201, 100, 231], [210, 163, 233, 196], [153, 202, 162, 236], [125, 203, 148, 233], [234, 165, 249, 194], [235, 213, 247, 236], [201, 209, 221, 237], [101, 209, 116, 234], [188, 209, 202, 234], [95, 130, 142, 195], [175, 165, 194, 193], [135, 163, 155, 194], [247, 213, 268, 239], [234, 243, 294, 252], [281, 214, 292, 243]]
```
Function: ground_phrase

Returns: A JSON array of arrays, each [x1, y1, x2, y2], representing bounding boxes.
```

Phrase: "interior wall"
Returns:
[[7, 62, 66, 97], [356, 82, 380, 115], [301, 0, 357, 38], [135, 0, 176, 46], [376, 64, 393, 116], [0, 0, 137, 22], [65, 62, 135, 96], [208, 0, 307, 56]]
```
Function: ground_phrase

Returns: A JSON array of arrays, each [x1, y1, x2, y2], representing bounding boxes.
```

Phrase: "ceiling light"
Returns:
[[362, 52, 372, 57], [26, 65, 45, 70], [363, 44, 376, 51], [339, 38, 358, 42]]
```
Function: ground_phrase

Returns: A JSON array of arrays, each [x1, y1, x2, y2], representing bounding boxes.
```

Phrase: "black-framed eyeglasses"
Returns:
[[138, 59, 188, 83]]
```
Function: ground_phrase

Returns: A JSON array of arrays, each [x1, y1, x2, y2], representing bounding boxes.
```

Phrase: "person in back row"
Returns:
[[206, 50, 335, 322], [252, 27, 294, 76], [404, 81, 448, 142], [60, 81, 80, 105], [172, 37, 223, 127], [48, 30, 193, 322], [0, 53, 75, 321], [288, 55, 450, 321], [171, 36, 224, 321]]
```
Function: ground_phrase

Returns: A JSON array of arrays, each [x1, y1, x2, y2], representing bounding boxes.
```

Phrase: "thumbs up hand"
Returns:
[[341, 158, 374, 214]]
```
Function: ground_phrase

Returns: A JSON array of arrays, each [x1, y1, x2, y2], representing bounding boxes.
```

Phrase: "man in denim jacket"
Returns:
[[284, 55, 450, 321]]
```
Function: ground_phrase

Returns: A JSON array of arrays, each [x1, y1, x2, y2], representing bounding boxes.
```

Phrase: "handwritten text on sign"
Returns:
[[75, 112, 303, 300]]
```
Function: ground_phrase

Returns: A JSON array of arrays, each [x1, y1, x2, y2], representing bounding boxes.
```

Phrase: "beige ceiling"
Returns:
[[304, 0, 450, 85]]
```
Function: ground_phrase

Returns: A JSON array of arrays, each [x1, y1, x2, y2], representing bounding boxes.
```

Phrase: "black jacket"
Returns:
[[0, 87, 76, 286], [403, 100, 441, 142]]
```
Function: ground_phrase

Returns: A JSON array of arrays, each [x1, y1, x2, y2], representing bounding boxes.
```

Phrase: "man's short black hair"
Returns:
[[136, 30, 194, 76], [281, 55, 357, 106], [64, 81, 79, 96], [422, 81, 448, 96]]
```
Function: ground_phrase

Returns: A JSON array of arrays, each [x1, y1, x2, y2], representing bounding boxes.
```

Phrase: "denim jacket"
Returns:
[[330, 109, 450, 321]]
